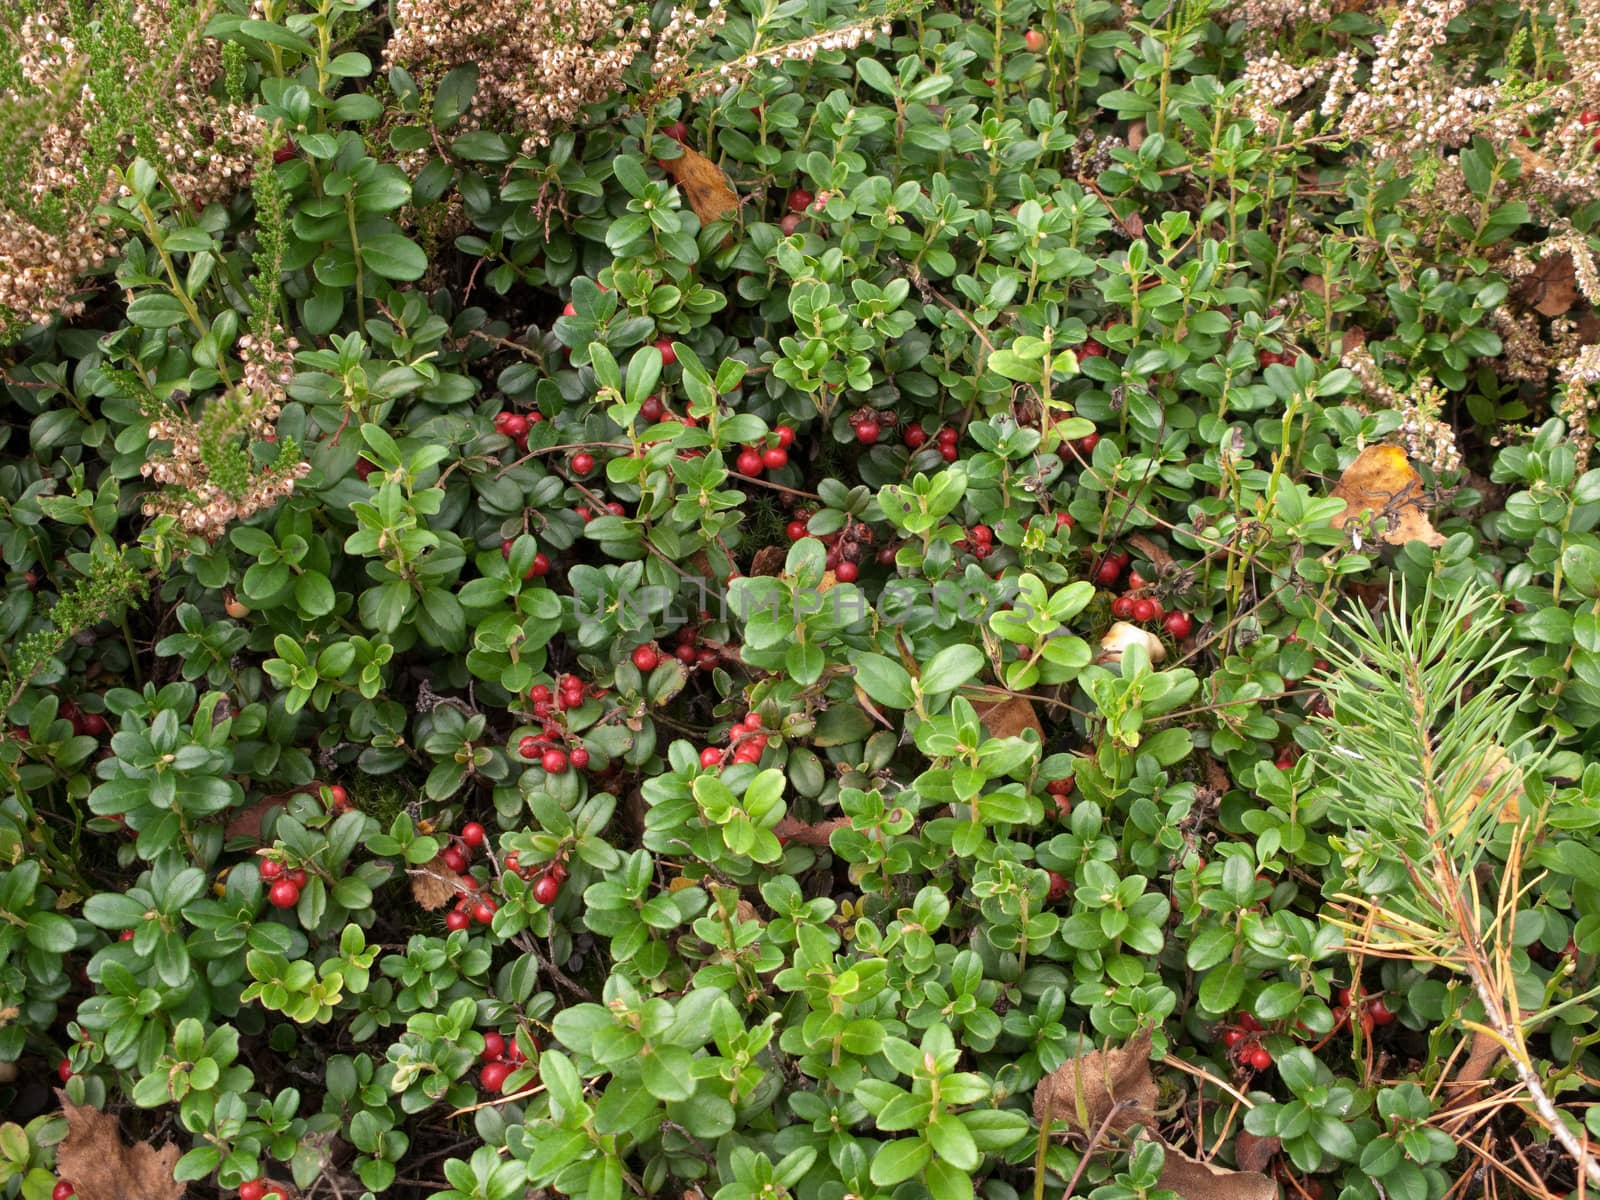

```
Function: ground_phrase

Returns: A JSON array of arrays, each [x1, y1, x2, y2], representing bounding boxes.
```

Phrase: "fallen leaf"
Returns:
[[1328, 445, 1445, 549], [1516, 250, 1579, 318], [1098, 622, 1167, 665], [816, 569, 839, 595], [410, 854, 459, 911], [54, 1094, 185, 1200], [772, 815, 850, 848], [972, 694, 1043, 740], [1033, 1028, 1156, 1135], [658, 145, 740, 229], [1155, 1144, 1276, 1200], [1445, 743, 1523, 836], [1233, 1130, 1279, 1174], [749, 545, 787, 577], [1126, 532, 1174, 571], [734, 899, 763, 925]]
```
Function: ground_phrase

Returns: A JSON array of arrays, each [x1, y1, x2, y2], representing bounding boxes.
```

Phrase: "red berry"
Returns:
[[1094, 559, 1123, 586], [971, 525, 992, 545], [1239, 1013, 1263, 1032], [835, 561, 859, 582], [480, 1061, 512, 1093], [1055, 511, 1074, 530], [743, 712, 762, 730], [855, 419, 881, 445], [239, 1181, 267, 1200], [272, 143, 295, 164], [737, 448, 764, 475], [940, 445, 958, 461], [119, 928, 135, 942], [1580, 111, 1600, 126], [529, 552, 550, 577], [1131, 597, 1161, 623], [570, 747, 590, 769], [287, 868, 307, 888], [779, 213, 802, 236], [676, 643, 698, 664], [1045, 870, 1070, 903], [1247, 1046, 1272, 1070], [664, 121, 689, 142], [787, 188, 813, 213], [327, 784, 350, 810], [445, 910, 470, 931], [701, 746, 723, 767], [632, 644, 660, 672], [541, 749, 569, 774], [57, 1057, 71, 1082], [1076, 432, 1100, 455], [1221, 1029, 1245, 1048], [532, 873, 562, 905], [641, 395, 665, 421], [1365, 997, 1395, 1026], [1163, 611, 1193, 639], [762, 446, 788, 470], [904, 426, 927, 449], [1081, 336, 1106, 357], [529, 684, 552, 704], [1024, 28, 1046, 51], [571, 452, 595, 475], [656, 338, 677, 365], [562, 301, 577, 317], [53, 1183, 75, 1200], [500, 414, 528, 438], [937, 427, 959, 446], [697, 648, 718, 666], [775, 425, 795, 448], [549, 862, 570, 883], [473, 899, 497, 924], [1111, 596, 1136, 619], [575, 506, 592, 522], [606, 501, 625, 517], [442, 846, 469, 874], [786, 520, 808, 541], [260, 858, 283, 880], [462, 822, 486, 848], [355, 458, 377, 481], [268, 880, 300, 909], [482, 1032, 505, 1061]]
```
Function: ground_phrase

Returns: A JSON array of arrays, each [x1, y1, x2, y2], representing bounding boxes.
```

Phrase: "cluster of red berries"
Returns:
[[478, 1028, 534, 1093], [1092, 548, 1132, 587], [500, 537, 551, 580], [1219, 1012, 1274, 1071], [700, 711, 769, 769], [442, 824, 501, 931], [1045, 776, 1073, 818], [260, 857, 310, 909], [238, 1179, 286, 1200], [518, 680, 592, 774], [902, 423, 962, 462], [734, 425, 794, 476], [504, 851, 568, 906], [574, 500, 628, 523], [58, 698, 108, 739], [492, 409, 541, 452], [956, 524, 998, 560], [660, 620, 723, 670], [1334, 986, 1395, 1036]]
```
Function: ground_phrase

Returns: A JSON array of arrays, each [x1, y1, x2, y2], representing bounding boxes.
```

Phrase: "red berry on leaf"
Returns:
[[786, 520, 808, 541], [445, 910, 470, 932], [239, 1181, 267, 1200], [562, 301, 577, 317], [1247, 1046, 1273, 1070], [532, 874, 562, 905], [787, 188, 813, 213], [1131, 597, 1162, 623], [1055, 511, 1074, 530], [569, 746, 590, 769], [1075, 431, 1101, 455], [480, 1061, 513, 1093], [288, 869, 308, 887], [1111, 595, 1136, 619], [1163, 610, 1193, 639], [904, 426, 927, 449], [1045, 870, 1070, 903], [761, 446, 788, 470], [482, 1032, 505, 1060], [53, 1182, 76, 1200], [655, 338, 677, 365], [1221, 1028, 1245, 1048], [737, 448, 764, 475], [268, 880, 300, 909], [1094, 558, 1123, 587], [541, 749, 569, 774], [632, 644, 660, 672], [327, 784, 351, 811], [835, 561, 859, 583], [664, 121, 689, 142], [701, 746, 724, 768], [1080, 336, 1106, 357], [1238, 1012, 1263, 1032], [529, 552, 550, 576], [461, 822, 486, 848], [774, 424, 795, 448], [260, 858, 283, 880], [855, 419, 881, 445], [1580, 111, 1600, 126], [1364, 997, 1395, 1026], [473, 899, 497, 924], [675, 643, 698, 664], [641, 395, 665, 421], [571, 452, 595, 475], [119, 929, 135, 942], [441, 846, 469, 874], [57, 1057, 71, 1082], [780, 213, 802, 236], [1024, 28, 1046, 51]]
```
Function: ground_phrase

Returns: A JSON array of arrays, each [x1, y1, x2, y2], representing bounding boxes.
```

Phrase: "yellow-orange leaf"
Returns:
[[1329, 445, 1444, 549]]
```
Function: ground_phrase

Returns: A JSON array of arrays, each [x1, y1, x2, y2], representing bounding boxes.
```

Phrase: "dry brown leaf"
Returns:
[[410, 854, 459, 911], [1447, 743, 1524, 835], [816, 569, 839, 595], [1033, 1029, 1156, 1135], [1338, 325, 1367, 356], [1515, 249, 1579, 318], [1155, 1144, 1276, 1200], [972, 694, 1043, 741], [734, 899, 763, 925], [749, 545, 787, 578], [658, 146, 740, 229], [1329, 445, 1444, 549], [772, 815, 850, 848], [1126, 532, 1174, 571], [1233, 1130, 1279, 1174], [55, 1094, 185, 1200]]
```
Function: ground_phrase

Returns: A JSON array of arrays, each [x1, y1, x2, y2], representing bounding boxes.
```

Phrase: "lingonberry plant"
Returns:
[[2, 0, 1600, 1196]]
